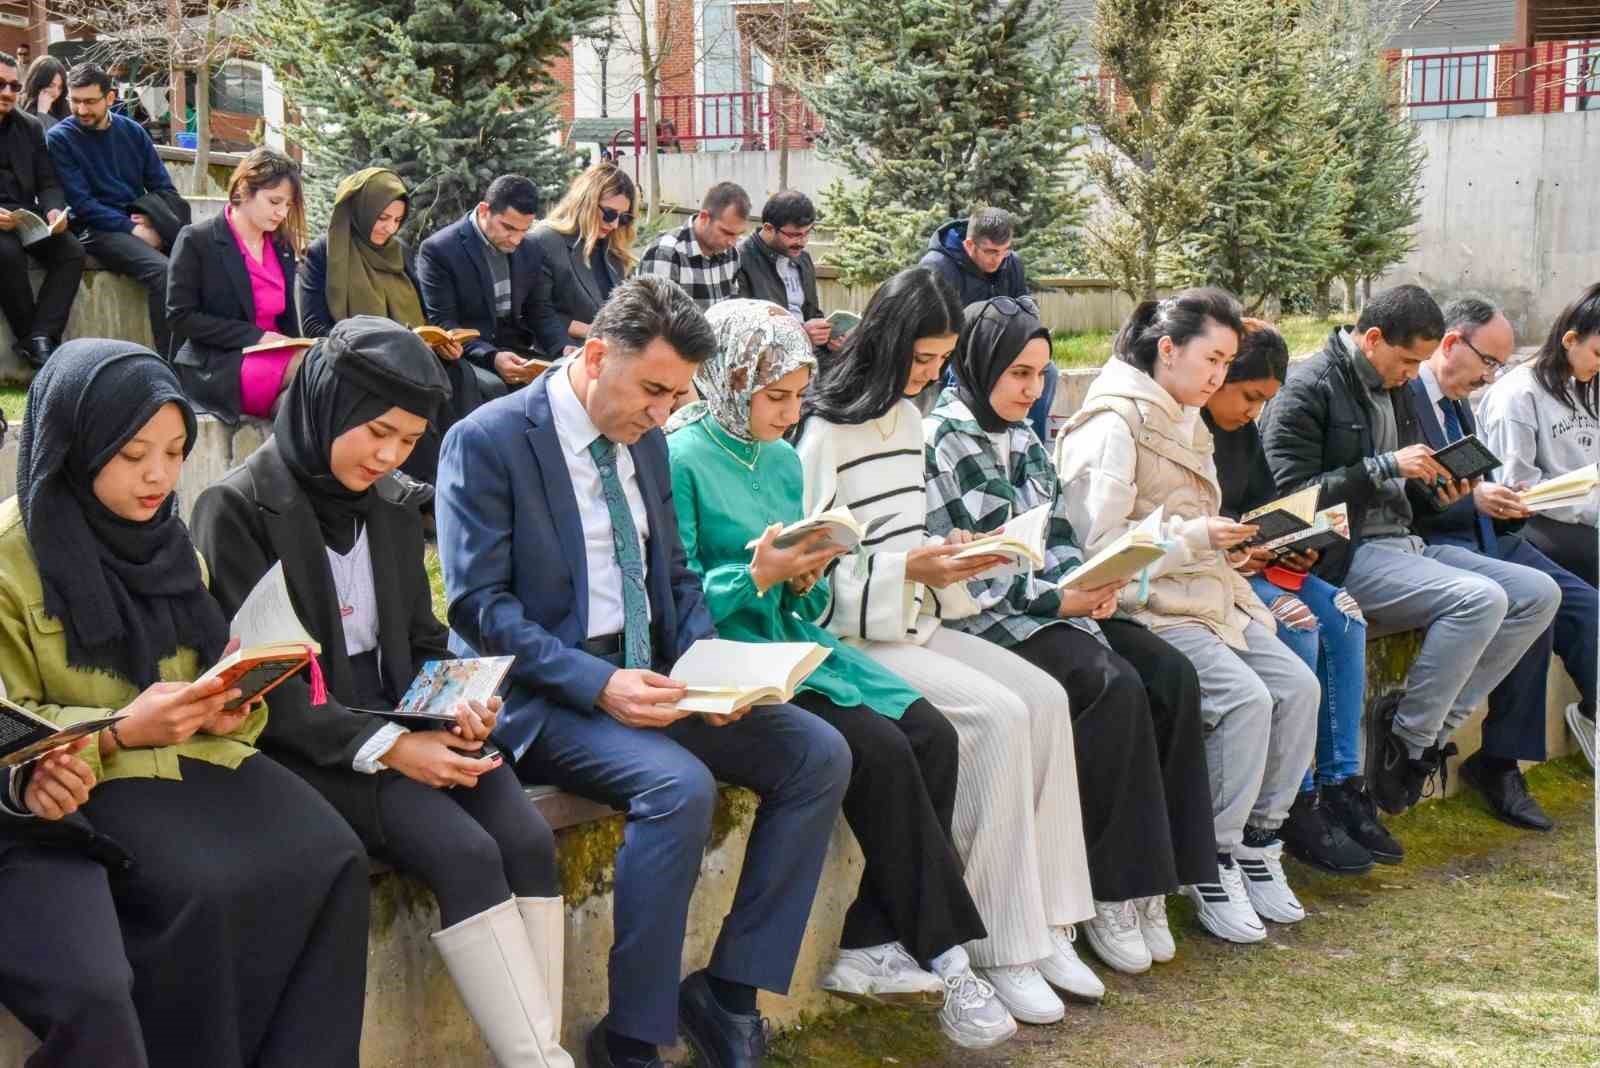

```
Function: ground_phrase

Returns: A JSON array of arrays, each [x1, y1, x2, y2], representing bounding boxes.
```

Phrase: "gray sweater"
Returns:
[[1477, 362, 1599, 526]]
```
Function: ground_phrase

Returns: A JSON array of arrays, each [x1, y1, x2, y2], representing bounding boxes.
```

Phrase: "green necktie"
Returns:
[[587, 437, 651, 668]]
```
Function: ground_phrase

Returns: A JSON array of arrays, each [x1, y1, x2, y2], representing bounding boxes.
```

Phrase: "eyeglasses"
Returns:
[[979, 295, 1040, 319], [0, 80, 22, 94], [599, 205, 635, 228], [1458, 333, 1507, 378]]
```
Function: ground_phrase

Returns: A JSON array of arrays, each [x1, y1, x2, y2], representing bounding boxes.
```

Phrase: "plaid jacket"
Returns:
[[637, 222, 741, 309], [923, 390, 1104, 648]]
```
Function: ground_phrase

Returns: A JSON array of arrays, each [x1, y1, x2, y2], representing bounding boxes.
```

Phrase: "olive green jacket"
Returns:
[[0, 496, 266, 784]]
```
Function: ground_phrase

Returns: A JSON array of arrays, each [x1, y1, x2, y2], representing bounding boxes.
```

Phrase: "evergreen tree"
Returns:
[[804, 0, 1088, 286], [249, 0, 607, 243]]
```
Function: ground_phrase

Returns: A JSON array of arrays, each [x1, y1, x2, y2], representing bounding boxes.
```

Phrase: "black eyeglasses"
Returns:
[[979, 295, 1040, 319], [0, 80, 22, 94], [599, 205, 635, 228], [1457, 333, 1506, 378]]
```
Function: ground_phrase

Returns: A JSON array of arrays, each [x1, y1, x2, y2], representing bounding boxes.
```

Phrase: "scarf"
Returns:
[[950, 298, 1052, 434], [18, 340, 229, 688], [670, 299, 817, 441], [324, 167, 426, 327]]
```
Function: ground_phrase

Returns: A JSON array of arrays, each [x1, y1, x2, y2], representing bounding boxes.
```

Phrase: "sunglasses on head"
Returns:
[[0, 80, 22, 94], [980, 295, 1040, 319], [599, 205, 635, 228]]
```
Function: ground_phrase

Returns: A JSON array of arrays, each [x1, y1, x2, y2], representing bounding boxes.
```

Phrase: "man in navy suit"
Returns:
[[1403, 296, 1595, 829], [417, 174, 549, 390], [434, 276, 851, 1068]]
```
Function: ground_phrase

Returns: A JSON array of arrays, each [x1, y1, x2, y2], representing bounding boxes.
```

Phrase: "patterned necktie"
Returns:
[[1439, 397, 1496, 552], [587, 437, 651, 668]]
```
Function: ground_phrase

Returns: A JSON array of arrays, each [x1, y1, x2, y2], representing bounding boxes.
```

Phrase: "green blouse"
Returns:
[[667, 417, 920, 720]]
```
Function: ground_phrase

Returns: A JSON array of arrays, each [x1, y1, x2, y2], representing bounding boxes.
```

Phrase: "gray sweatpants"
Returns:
[[1157, 621, 1320, 852], [1341, 536, 1560, 755]]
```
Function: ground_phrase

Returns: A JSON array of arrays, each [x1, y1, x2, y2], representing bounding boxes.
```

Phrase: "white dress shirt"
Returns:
[[546, 362, 652, 638]]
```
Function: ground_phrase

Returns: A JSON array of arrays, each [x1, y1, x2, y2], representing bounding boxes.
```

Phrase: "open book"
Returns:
[[1520, 462, 1599, 513], [1240, 485, 1321, 546], [953, 504, 1051, 571], [383, 657, 515, 722], [669, 640, 831, 716], [752, 507, 896, 552], [5, 207, 70, 248], [197, 562, 321, 711], [825, 310, 860, 341], [1060, 507, 1168, 591], [242, 337, 316, 356], [413, 325, 482, 347], [0, 696, 124, 770], [1263, 502, 1349, 556], [1432, 434, 1501, 482]]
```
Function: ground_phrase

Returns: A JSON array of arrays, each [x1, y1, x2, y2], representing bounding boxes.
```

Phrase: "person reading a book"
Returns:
[[528, 163, 637, 362], [0, 50, 84, 372], [435, 277, 850, 1068], [1260, 285, 1562, 830], [0, 338, 371, 1067], [733, 190, 835, 350], [925, 296, 1221, 961], [792, 267, 1114, 1017], [637, 180, 748, 310], [1203, 322, 1395, 877], [1399, 296, 1596, 796], [166, 147, 306, 424], [1055, 289, 1318, 945], [191, 317, 573, 1068]]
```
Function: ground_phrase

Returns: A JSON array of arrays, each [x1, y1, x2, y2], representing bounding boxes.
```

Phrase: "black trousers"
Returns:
[[791, 693, 986, 964], [80, 228, 170, 356], [1013, 621, 1218, 899], [0, 838, 146, 1068], [0, 229, 84, 344], [1526, 514, 1598, 590]]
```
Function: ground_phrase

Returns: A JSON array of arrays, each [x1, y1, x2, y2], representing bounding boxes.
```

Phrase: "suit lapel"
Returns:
[[524, 381, 591, 637], [214, 216, 257, 323], [457, 218, 495, 319], [567, 234, 603, 312], [1408, 379, 1447, 450]]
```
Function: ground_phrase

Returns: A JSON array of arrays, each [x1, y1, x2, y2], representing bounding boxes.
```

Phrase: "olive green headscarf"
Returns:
[[324, 167, 426, 327]]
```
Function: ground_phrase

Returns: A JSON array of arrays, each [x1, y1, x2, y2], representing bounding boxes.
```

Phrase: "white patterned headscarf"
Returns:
[[669, 298, 817, 442]]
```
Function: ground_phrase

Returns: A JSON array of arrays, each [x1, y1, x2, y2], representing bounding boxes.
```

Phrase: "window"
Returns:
[[210, 61, 264, 117], [1404, 46, 1492, 121]]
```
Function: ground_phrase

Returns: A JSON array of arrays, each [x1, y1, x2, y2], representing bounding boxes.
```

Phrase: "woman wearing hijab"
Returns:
[[0, 338, 370, 1067], [191, 317, 571, 1068], [790, 268, 1104, 1019], [923, 297, 1219, 969], [666, 300, 1018, 1052]]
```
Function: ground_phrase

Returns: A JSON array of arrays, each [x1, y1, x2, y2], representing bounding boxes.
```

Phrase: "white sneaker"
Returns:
[[1566, 702, 1596, 770], [819, 942, 944, 1010], [980, 964, 1065, 1025], [1082, 899, 1153, 975], [1136, 896, 1176, 963], [1182, 858, 1266, 944], [1235, 838, 1306, 924], [931, 949, 1018, 1049], [1038, 925, 1105, 1002]]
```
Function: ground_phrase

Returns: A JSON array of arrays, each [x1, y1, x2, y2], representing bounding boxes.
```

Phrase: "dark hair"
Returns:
[[0, 50, 14, 71], [968, 207, 1013, 246], [1226, 323, 1290, 384], [1354, 284, 1445, 349], [701, 181, 751, 220], [591, 276, 718, 364], [762, 190, 816, 231], [22, 56, 70, 120], [67, 63, 114, 96], [1533, 282, 1600, 419], [1441, 295, 1498, 337], [1114, 287, 1245, 375], [799, 267, 964, 429], [484, 174, 541, 217]]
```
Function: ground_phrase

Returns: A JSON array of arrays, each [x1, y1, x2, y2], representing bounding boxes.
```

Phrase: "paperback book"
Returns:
[[669, 640, 831, 716], [0, 696, 124, 770], [383, 657, 516, 723], [198, 562, 321, 710], [1060, 508, 1168, 591]]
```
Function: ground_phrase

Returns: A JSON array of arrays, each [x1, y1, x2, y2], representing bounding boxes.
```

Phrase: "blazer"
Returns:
[[190, 440, 451, 810], [416, 211, 547, 367], [167, 211, 300, 424], [527, 223, 625, 360], [296, 235, 425, 340], [1402, 377, 1514, 554], [0, 109, 66, 216], [734, 232, 822, 323], [435, 372, 714, 759]]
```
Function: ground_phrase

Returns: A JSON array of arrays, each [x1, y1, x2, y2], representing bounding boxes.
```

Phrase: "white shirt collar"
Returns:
[[1419, 361, 1446, 410], [547, 361, 606, 458]]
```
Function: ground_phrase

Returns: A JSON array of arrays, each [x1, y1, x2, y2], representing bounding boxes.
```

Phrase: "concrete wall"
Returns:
[[1373, 109, 1600, 342], [648, 148, 855, 211]]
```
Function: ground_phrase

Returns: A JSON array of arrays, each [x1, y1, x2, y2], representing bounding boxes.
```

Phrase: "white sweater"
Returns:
[[1477, 363, 1599, 527], [793, 400, 980, 647]]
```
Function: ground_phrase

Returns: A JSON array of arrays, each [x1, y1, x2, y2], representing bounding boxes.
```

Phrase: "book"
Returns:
[[197, 562, 321, 711], [953, 504, 1052, 571], [382, 657, 516, 722], [1431, 434, 1501, 482], [0, 696, 124, 770], [1263, 503, 1350, 556], [1519, 462, 1599, 513], [413, 325, 482, 347], [1240, 485, 1321, 546], [1059, 507, 1169, 591], [4, 207, 70, 247], [825, 310, 860, 341], [752, 507, 896, 552], [669, 639, 831, 716], [242, 337, 316, 356]]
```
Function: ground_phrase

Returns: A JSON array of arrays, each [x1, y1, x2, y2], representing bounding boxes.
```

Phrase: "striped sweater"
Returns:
[[793, 399, 980, 647]]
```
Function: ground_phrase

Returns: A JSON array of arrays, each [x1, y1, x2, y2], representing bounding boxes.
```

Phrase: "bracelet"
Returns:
[[107, 719, 130, 751]]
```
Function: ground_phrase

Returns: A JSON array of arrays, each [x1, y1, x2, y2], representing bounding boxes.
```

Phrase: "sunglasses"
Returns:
[[979, 295, 1040, 319], [0, 80, 22, 94], [599, 205, 635, 228]]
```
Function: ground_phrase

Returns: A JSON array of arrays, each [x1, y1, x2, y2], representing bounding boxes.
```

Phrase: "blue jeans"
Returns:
[[1249, 573, 1367, 792]]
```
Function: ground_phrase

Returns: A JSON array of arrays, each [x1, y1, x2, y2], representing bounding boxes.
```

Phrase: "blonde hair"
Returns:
[[226, 147, 307, 256], [544, 163, 638, 274]]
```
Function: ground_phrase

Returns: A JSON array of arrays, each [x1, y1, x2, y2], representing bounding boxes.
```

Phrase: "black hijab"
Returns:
[[18, 339, 230, 688], [274, 315, 452, 553], [950, 298, 1052, 434]]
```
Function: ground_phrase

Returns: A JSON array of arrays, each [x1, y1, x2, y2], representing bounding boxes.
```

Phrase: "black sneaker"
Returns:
[[1324, 777, 1404, 864], [1279, 789, 1374, 875]]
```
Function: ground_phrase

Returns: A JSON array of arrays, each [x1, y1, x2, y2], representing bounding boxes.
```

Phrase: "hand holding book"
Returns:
[[21, 735, 96, 820], [749, 523, 850, 595]]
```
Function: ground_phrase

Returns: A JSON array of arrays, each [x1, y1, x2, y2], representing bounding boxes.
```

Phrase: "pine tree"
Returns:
[[249, 0, 608, 243], [804, 0, 1088, 286]]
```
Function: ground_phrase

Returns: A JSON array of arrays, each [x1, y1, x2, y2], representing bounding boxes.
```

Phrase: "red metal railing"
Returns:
[[1391, 41, 1600, 112], [628, 90, 822, 159]]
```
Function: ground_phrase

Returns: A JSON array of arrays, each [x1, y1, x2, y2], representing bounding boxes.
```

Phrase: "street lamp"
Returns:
[[590, 12, 617, 118]]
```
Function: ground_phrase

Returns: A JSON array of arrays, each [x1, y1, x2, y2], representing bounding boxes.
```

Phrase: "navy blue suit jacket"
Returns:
[[434, 369, 715, 759], [416, 212, 546, 366], [1403, 377, 1508, 554]]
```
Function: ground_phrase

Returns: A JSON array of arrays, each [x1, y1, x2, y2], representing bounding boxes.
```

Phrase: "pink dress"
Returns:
[[228, 206, 295, 419]]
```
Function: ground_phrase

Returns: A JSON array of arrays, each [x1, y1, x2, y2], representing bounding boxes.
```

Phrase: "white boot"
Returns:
[[514, 896, 567, 1030], [431, 898, 576, 1068]]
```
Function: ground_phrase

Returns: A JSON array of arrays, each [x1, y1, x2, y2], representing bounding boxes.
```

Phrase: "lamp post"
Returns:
[[591, 12, 616, 118]]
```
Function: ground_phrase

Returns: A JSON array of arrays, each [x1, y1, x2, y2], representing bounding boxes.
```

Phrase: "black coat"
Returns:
[[0, 109, 65, 215], [190, 439, 451, 835], [167, 212, 300, 424], [416, 211, 546, 365], [528, 223, 624, 359], [295, 235, 426, 340], [734, 232, 822, 322]]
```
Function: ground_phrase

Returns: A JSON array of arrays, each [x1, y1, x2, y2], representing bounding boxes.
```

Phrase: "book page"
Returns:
[[670, 640, 827, 694], [229, 562, 315, 649], [1522, 462, 1599, 502], [955, 503, 1050, 561]]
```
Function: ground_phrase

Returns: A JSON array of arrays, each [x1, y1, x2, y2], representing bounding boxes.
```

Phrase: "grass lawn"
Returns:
[[1052, 314, 1342, 370], [0, 387, 25, 424]]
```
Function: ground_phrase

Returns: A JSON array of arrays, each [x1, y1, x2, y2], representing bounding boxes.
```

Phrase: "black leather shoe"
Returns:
[[679, 970, 768, 1068], [585, 1017, 663, 1068], [21, 335, 52, 370], [1459, 752, 1554, 832]]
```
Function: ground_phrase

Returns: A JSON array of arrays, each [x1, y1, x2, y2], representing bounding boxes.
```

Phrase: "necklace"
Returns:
[[871, 406, 901, 442], [327, 526, 367, 618], [706, 422, 762, 471]]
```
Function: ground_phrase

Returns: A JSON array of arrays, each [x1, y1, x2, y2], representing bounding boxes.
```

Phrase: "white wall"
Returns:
[[646, 148, 855, 208]]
